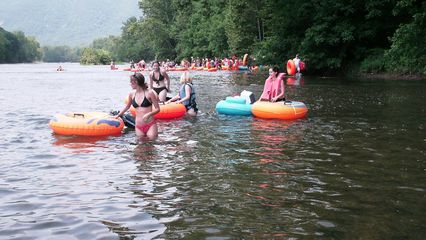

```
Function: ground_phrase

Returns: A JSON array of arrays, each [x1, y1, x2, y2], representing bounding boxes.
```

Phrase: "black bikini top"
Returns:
[[132, 92, 152, 108], [152, 72, 164, 84]]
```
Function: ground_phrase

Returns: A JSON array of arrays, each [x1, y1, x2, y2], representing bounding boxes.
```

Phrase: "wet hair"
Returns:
[[152, 61, 160, 67], [131, 73, 147, 89], [272, 66, 280, 77]]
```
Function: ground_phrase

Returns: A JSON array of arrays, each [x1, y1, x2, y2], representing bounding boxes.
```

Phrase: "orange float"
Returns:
[[175, 67, 188, 71], [167, 67, 188, 72], [155, 103, 187, 119], [286, 60, 296, 75], [125, 97, 186, 119], [252, 101, 308, 120], [49, 112, 124, 136]]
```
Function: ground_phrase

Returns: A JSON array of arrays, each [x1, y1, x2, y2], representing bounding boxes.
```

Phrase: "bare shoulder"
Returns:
[[129, 91, 135, 99]]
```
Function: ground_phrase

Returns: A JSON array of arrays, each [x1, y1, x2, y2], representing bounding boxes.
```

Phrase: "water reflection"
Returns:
[[133, 142, 158, 162], [119, 122, 197, 238], [1, 63, 425, 239], [52, 135, 110, 153], [286, 74, 305, 86]]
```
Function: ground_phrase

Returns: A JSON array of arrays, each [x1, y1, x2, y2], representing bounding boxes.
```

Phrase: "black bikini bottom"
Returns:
[[153, 87, 167, 95]]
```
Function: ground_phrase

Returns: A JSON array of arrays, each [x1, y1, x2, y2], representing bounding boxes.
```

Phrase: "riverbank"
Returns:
[[355, 72, 426, 81]]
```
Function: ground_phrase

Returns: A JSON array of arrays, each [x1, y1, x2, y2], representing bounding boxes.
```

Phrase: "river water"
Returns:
[[0, 63, 425, 239]]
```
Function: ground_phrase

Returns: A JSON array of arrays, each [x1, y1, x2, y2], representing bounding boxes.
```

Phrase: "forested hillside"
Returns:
[[0, 27, 41, 63], [110, 0, 425, 75], [0, 0, 141, 46]]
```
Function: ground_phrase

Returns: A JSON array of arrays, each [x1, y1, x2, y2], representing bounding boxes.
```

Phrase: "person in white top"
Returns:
[[293, 54, 301, 73]]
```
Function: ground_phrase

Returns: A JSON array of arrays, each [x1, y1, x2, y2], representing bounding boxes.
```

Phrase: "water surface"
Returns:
[[0, 63, 425, 239]]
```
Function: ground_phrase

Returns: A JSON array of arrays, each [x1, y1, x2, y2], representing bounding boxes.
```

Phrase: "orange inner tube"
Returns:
[[252, 101, 308, 120], [155, 103, 187, 119], [286, 60, 296, 75], [49, 112, 124, 136], [125, 97, 186, 119]]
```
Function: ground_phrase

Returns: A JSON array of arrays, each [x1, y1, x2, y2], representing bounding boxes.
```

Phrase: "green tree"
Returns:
[[225, 0, 259, 56], [0, 28, 41, 63], [385, 1, 426, 74], [80, 48, 112, 65], [117, 17, 155, 62], [138, 0, 177, 60], [42, 46, 80, 62], [91, 35, 121, 61]]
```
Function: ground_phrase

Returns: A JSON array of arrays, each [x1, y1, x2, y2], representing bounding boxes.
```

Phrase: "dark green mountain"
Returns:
[[0, 0, 141, 46]]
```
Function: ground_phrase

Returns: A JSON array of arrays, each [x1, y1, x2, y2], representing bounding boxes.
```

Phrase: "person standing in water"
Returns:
[[149, 61, 170, 102], [293, 54, 301, 73], [116, 73, 160, 140]]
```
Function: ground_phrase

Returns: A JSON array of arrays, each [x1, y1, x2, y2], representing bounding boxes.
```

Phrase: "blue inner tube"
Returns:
[[216, 97, 252, 116]]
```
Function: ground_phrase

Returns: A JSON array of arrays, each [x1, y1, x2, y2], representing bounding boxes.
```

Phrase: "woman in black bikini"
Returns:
[[116, 73, 160, 140], [149, 61, 170, 102]]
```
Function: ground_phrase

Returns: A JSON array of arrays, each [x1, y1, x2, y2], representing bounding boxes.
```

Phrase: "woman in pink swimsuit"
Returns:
[[258, 66, 286, 102], [116, 73, 160, 139]]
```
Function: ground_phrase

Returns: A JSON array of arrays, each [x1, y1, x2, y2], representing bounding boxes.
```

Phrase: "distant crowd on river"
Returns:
[[111, 54, 259, 72]]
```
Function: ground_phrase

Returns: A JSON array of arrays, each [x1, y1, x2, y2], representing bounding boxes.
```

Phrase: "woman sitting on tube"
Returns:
[[258, 66, 286, 102]]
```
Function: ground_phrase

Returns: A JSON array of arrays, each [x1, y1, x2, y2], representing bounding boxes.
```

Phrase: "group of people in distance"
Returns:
[[115, 61, 198, 140], [123, 54, 250, 72], [115, 54, 301, 141]]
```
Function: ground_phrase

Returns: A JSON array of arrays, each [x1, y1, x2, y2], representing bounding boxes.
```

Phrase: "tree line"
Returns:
[[108, 0, 424, 75], [0, 27, 41, 63], [1, 1, 425, 76]]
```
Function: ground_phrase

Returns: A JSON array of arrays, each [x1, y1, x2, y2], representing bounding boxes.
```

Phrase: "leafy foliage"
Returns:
[[0, 27, 41, 63], [42, 46, 81, 62], [384, 1, 426, 74], [71, 0, 426, 74], [80, 48, 112, 65]]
